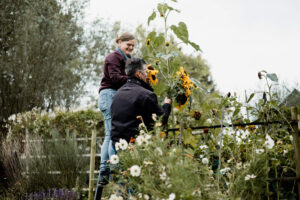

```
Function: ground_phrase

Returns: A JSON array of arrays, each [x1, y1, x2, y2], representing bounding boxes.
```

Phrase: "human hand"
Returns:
[[164, 97, 172, 104]]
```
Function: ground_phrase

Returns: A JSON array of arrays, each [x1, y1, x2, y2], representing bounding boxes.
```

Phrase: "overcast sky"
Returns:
[[85, 0, 300, 98]]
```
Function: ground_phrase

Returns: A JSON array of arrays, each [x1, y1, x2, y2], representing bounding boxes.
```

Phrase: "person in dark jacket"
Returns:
[[109, 58, 172, 153], [95, 32, 135, 192]]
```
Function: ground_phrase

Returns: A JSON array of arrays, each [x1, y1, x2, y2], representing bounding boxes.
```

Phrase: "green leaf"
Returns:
[[190, 78, 203, 91], [156, 51, 178, 60], [154, 33, 165, 47], [266, 73, 278, 82], [166, 5, 180, 13], [157, 3, 168, 16], [171, 0, 177, 2], [189, 41, 201, 52], [147, 31, 157, 40], [233, 107, 241, 117], [247, 93, 255, 103], [170, 22, 189, 43], [147, 11, 156, 25]]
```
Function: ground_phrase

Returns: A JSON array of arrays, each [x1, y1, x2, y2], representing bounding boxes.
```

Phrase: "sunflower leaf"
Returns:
[[189, 41, 201, 52], [266, 73, 278, 82], [170, 22, 189, 44], [147, 11, 156, 25]]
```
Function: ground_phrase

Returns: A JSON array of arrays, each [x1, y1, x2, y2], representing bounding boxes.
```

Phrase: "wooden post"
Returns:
[[291, 107, 300, 200], [179, 119, 183, 146], [88, 129, 97, 200], [25, 128, 29, 175]]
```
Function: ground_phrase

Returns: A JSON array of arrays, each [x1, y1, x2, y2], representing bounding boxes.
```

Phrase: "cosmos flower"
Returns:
[[110, 155, 119, 165], [119, 139, 128, 150], [202, 157, 209, 165], [130, 165, 141, 177]]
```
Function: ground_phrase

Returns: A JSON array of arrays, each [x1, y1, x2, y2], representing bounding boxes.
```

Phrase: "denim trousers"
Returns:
[[97, 88, 116, 173]]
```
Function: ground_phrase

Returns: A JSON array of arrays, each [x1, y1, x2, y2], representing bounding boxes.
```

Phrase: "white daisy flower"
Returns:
[[139, 129, 146, 135], [136, 135, 145, 146], [264, 134, 274, 149], [130, 165, 141, 177], [115, 142, 121, 151], [119, 139, 128, 150], [138, 193, 142, 198], [206, 118, 212, 124], [159, 171, 167, 180], [139, 123, 145, 129], [145, 134, 151, 140], [199, 145, 208, 150], [110, 155, 119, 165], [202, 157, 209, 165], [255, 149, 264, 154], [241, 130, 249, 139], [109, 194, 123, 200], [220, 167, 231, 174], [8, 114, 16, 121], [245, 174, 256, 181], [152, 113, 157, 121], [144, 194, 150, 200], [168, 193, 176, 200], [155, 147, 163, 156]]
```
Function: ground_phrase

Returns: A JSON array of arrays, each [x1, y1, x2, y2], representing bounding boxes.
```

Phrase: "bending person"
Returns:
[[109, 57, 172, 155]]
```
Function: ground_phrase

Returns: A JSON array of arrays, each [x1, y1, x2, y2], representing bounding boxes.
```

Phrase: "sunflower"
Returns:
[[146, 38, 150, 46], [175, 66, 196, 107], [147, 64, 159, 85], [165, 41, 169, 46], [155, 59, 160, 65]]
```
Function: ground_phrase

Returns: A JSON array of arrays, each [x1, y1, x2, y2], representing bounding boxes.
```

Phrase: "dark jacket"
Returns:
[[110, 78, 171, 143], [99, 50, 127, 92]]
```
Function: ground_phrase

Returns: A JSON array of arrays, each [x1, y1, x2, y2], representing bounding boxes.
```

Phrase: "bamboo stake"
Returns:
[[179, 119, 183, 146], [291, 107, 300, 200], [88, 129, 97, 200]]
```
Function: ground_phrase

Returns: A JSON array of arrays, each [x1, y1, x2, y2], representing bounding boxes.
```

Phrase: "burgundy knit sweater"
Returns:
[[99, 50, 128, 92]]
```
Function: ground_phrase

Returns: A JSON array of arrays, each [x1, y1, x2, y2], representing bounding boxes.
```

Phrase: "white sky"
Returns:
[[85, 0, 300, 98]]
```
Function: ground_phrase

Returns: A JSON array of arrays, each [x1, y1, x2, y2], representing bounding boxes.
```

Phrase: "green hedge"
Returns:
[[5, 107, 104, 139]]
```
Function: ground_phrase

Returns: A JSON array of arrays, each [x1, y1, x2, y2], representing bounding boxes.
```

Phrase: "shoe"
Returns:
[[98, 170, 109, 186]]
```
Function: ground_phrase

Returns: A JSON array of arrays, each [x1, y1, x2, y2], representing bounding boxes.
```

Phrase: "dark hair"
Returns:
[[125, 58, 146, 78], [115, 32, 135, 44]]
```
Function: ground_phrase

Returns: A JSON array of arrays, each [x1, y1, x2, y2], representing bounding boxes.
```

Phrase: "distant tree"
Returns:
[[0, 0, 121, 133], [0, 0, 86, 122]]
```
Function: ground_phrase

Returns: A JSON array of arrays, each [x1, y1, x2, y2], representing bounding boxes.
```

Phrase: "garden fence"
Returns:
[[22, 107, 300, 200]]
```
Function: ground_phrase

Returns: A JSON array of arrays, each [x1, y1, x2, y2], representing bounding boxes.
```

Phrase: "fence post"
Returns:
[[88, 129, 97, 200], [291, 107, 300, 200], [25, 128, 29, 175], [179, 119, 183, 146]]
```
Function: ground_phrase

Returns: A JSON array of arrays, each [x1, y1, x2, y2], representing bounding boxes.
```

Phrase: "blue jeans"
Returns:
[[97, 89, 116, 173]]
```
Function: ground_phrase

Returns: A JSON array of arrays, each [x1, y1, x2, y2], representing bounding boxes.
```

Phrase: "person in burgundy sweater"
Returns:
[[95, 32, 135, 191]]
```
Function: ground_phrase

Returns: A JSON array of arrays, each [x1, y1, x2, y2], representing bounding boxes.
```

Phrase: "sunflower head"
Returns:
[[155, 59, 160, 65], [146, 38, 150, 46], [147, 67, 159, 85], [165, 41, 169, 46]]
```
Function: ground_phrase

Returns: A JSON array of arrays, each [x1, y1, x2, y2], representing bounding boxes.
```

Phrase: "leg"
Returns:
[[94, 89, 116, 200]]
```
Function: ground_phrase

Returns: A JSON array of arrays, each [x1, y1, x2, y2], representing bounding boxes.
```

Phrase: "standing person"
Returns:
[[95, 32, 135, 191], [109, 57, 172, 155]]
